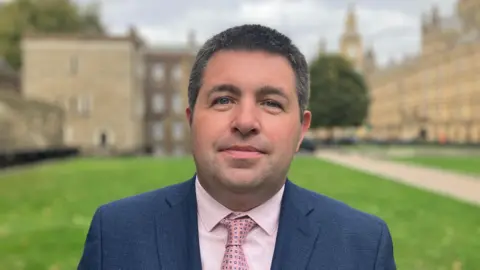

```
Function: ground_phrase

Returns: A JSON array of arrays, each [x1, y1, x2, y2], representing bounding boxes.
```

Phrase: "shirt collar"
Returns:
[[195, 176, 284, 236]]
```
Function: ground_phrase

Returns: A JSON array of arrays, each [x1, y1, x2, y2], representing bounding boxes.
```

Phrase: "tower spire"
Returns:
[[345, 3, 358, 34], [339, 3, 364, 73]]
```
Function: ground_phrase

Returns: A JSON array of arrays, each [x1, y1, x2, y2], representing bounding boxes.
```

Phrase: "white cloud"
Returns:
[[72, 0, 461, 66]]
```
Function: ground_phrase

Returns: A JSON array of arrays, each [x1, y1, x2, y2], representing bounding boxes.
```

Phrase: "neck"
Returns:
[[197, 174, 285, 212], [217, 192, 269, 212]]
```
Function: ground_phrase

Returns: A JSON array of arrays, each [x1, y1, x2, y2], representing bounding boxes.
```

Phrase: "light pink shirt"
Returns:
[[195, 177, 284, 270]]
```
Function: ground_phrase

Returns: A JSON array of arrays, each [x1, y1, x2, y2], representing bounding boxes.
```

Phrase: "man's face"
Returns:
[[186, 50, 311, 195]]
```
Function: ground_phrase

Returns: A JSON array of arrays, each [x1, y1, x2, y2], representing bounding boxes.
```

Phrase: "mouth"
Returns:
[[220, 145, 266, 159]]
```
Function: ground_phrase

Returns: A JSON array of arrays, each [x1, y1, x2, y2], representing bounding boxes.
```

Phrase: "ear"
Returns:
[[185, 107, 193, 126], [295, 110, 312, 151]]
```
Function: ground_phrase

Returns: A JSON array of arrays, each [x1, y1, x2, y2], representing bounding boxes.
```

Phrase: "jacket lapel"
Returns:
[[270, 180, 322, 270], [154, 177, 202, 270]]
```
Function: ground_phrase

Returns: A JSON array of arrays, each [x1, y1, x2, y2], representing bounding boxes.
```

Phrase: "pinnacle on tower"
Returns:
[[345, 3, 358, 34], [339, 3, 364, 73]]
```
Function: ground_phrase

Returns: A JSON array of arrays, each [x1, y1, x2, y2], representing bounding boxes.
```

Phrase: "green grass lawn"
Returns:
[[0, 156, 479, 270], [393, 156, 480, 176]]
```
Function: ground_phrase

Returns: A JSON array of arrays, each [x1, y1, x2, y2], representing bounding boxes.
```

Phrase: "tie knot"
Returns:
[[220, 215, 256, 247]]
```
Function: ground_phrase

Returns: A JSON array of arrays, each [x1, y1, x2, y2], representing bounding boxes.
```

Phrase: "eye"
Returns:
[[212, 96, 233, 105], [262, 100, 283, 109]]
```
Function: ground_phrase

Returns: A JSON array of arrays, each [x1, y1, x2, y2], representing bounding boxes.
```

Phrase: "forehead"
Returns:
[[201, 50, 296, 95]]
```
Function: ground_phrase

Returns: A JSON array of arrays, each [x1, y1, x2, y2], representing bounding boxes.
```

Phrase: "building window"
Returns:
[[77, 96, 92, 115], [172, 63, 182, 82], [172, 92, 183, 114], [172, 121, 183, 141], [173, 145, 184, 156], [153, 145, 165, 156], [152, 63, 165, 81], [152, 121, 164, 140], [152, 93, 164, 113]]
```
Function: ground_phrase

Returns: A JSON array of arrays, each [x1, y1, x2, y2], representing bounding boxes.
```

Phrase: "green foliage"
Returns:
[[0, 0, 104, 70], [308, 53, 370, 130]]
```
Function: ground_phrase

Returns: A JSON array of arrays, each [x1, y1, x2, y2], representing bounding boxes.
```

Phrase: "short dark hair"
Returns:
[[187, 24, 310, 121]]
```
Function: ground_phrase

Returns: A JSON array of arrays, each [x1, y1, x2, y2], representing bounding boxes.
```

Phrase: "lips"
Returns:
[[224, 145, 263, 153], [220, 144, 266, 159]]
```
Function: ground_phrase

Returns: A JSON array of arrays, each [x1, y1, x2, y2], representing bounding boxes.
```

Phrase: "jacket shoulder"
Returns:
[[289, 183, 396, 268], [295, 184, 388, 236], [96, 179, 193, 219]]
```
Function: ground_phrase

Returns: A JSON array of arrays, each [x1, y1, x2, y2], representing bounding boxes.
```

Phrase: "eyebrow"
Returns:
[[206, 84, 242, 100], [256, 85, 289, 101], [206, 84, 289, 101]]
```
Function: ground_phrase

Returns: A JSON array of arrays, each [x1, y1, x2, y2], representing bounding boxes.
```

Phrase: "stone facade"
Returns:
[[0, 58, 65, 153], [20, 29, 198, 155], [0, 89, 64, 153], [21, 30, 146, 154], [364, 0, 480, 143], [143, 42, 196, 156], [321, 1, 480, 144]]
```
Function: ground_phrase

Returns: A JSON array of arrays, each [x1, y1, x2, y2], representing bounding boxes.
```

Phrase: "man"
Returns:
[[78, 24, 396, 270]]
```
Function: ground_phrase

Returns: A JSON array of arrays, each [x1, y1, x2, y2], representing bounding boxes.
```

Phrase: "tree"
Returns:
[[0, 0, 105, 70], [308, 53, 370, 139]]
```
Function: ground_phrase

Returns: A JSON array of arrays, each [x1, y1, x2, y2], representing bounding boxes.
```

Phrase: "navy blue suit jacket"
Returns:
[[78, 176, 396, 269]]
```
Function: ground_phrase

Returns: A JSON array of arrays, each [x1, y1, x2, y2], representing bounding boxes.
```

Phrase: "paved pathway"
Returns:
[[315, 151, 480, 206]]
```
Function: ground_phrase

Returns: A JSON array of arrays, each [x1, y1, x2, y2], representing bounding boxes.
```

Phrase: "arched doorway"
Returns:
[[418, 127, 427, 141], [99, 132, 108, 148], [95, 129, 114, 149]]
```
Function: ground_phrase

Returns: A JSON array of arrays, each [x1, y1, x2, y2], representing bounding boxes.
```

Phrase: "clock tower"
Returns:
[[339, 4, 364, 72]]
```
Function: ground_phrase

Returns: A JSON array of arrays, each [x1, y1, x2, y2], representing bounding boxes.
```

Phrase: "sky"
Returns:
[[2, 0, 459, 66]]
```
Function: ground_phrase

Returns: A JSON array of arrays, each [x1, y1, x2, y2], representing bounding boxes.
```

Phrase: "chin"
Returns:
[[219, 169, 264, 191]]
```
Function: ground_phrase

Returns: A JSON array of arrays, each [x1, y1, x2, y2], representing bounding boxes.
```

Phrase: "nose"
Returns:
[[231, 101, 260, 137]]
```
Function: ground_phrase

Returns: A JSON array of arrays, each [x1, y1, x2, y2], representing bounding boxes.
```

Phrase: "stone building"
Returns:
[[20, 28, 198, 155], [0, 90, 65, 152], [143, 31, 197, 156], [337, 0, 480, 143], [365, 0, 480, 143], [0, 58, 64, 152], [21, 29, 146, 154]]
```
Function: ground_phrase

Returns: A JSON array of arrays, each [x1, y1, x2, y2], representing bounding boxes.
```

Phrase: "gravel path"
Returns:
[[315, 151, 480, 206]]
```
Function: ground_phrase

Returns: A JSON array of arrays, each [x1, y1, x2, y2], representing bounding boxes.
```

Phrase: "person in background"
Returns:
[[78, 23, 396, 270]]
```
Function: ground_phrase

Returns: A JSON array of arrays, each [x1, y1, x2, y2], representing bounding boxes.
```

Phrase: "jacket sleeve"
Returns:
[[77, 206, 103, 270], [374, 221, 397, 270]]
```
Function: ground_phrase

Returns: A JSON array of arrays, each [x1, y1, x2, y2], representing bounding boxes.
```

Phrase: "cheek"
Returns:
[[192, 113, 225, 145], [263, 117, 301, 147]]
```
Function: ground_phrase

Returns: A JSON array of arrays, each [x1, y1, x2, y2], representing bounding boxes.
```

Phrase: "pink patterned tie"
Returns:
[[220, 214, 257, 270]]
